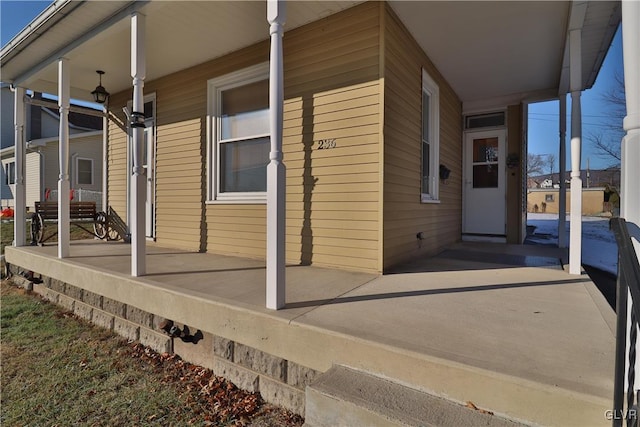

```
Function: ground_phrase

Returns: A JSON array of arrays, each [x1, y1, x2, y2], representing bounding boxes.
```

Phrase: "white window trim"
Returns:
[[75, 157, 94, 186], [6, 161, 16, 185], [207, 62, 269, 204], [421, 68, 440, 203]]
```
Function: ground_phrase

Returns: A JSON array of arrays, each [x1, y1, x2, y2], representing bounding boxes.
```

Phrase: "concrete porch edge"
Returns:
[[5, 245, 613, 426]]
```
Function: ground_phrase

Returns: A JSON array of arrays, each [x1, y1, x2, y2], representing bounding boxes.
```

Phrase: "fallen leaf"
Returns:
[[465, 401, 494, 415]]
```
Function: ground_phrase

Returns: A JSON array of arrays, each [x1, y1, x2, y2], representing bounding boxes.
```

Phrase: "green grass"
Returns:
[[0, 281, 303, 426], [1, 220, 95, 255]]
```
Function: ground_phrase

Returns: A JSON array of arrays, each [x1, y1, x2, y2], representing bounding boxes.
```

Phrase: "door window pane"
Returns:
[[473, 138, 499, 163], [472, 137, 499, 188], [473, 164, 498, 188]]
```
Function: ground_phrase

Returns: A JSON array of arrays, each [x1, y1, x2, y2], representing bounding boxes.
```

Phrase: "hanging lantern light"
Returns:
[[91, 70, 109, 104]]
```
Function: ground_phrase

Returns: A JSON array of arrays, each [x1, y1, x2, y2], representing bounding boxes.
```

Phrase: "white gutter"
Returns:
[[0, 0, 75, 61], [8, 1, 148, 87], [26, 130, 103, 149]]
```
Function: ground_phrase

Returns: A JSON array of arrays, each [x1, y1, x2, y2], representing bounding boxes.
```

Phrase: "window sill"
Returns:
[[206, 199, 267, 205], [421, 195, 441, 204]]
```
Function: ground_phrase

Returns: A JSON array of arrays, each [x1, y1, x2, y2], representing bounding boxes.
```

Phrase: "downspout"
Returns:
[[558, 96, 567, 248]]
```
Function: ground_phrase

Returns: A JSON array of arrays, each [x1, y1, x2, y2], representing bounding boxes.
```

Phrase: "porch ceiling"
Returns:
[[0, 0, 620, 108]]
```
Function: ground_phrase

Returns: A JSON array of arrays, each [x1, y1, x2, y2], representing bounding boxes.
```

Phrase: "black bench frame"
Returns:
[[31, 201, 108, 245]]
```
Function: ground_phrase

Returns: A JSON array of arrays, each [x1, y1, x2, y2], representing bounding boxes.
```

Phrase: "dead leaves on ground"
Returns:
[[465, 401, 494, 416], [126, 343, 303, 426]]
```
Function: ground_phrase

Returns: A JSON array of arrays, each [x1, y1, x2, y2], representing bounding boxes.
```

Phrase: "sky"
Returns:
[[528, 26, 624, 172], [1, 1, 626, 172], [0, 1, 51, 47]]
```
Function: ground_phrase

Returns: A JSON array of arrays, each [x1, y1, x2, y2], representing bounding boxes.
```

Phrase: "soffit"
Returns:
[[389, 1, 570, 105], [1, 1, 364, 101], [390, 1, 620, 107], [1, 0, 620, 107]]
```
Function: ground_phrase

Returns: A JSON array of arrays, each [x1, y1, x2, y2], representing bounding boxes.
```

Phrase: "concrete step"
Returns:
[[304, 365, 527, 427]]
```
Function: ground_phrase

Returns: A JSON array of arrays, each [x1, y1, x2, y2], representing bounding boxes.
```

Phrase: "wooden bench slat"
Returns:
[[31, 200, 108, 245], [35, 201, 97, 221]]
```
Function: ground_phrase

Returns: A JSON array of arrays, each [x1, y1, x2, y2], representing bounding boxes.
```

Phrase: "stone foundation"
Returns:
[[6, 265, 319, 415]]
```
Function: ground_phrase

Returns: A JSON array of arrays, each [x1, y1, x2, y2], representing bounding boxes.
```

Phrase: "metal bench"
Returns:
[[31, 201, 108, 245]]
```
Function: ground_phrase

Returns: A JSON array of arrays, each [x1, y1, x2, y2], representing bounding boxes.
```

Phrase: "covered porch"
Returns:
[[5, 239, 614, 426]]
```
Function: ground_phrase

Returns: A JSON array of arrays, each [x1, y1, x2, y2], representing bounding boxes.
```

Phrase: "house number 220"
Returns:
[[318, 139, 336, 149]]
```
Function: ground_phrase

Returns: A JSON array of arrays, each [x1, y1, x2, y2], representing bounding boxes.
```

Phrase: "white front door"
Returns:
[[463, 129, 506, 236]]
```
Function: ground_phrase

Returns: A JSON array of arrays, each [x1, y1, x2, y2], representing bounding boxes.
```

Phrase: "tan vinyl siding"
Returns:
[[25, 152, 41, 209], [105, 2, 382, 270], [382, 5, 463, 271], [1, 152, 40, 209], [282, 2, 381, 272], [107, 99, 129, 223]]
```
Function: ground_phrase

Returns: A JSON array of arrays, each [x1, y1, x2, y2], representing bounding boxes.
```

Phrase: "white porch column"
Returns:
[[621, 0, 640, 229], [558, 95, 567, 248], [58, 58, 71, 258], [130, 12, 146, 276], [266, 0, 286, 310], [568, 29, 583, 275], [13, 86, 26, 247], [620, 0, 640, 398], [102, 103, 108, 213]]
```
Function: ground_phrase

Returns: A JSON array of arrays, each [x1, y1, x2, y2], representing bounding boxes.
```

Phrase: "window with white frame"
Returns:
[[208, 63, 270, 202], [75, 158, 93, 186], [5, 162, 15, 185], [421, 68, 440, 202]]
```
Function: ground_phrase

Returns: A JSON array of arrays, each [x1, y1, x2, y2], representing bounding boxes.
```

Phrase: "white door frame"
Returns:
[[462, 128, 507, 240]]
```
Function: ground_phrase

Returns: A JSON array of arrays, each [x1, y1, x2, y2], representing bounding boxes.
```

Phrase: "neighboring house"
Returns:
[[527, 187, 609, 216], [0, 86, 102, 209], [526, 168, 621, 215], [528, 168, 621, 189]]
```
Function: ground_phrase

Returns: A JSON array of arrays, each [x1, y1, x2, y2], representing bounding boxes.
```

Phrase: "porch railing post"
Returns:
[[614, 247, 629, 427], [611, 218, 640, 426], [266, 0, 286, 310]]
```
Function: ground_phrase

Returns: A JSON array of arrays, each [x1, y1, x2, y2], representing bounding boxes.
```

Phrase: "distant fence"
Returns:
[[47, 189, 103, 212]]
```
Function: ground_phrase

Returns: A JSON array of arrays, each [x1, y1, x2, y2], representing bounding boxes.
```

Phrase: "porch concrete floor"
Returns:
[[6, 240, 615, 426]]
